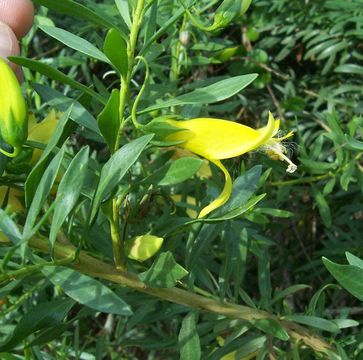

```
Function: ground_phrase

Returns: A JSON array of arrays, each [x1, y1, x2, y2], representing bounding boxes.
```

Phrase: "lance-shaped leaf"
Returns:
[[49, 147, 89, 252], [90, 134, 154, 222]]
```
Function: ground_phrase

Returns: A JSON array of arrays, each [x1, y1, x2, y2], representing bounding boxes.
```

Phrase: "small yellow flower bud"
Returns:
[[0, 58, 28, 157], [125, 234, 164, 262]]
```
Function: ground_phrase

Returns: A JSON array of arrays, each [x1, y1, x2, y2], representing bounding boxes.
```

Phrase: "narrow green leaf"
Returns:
[[140, 74, 258, 113], [25, 107, 72, 206], [317, 41, 348, 60], [139, 251, 188, 288], [10, 56, 106, 105], [335, 63, 363, 75], [97, 89, 120, 150], [33, 0, 127, 38], [271, 284, 311, 305], [42, 266, 132, 315], [0, 210, 22, 244], [115, 0, 132, 29], [206, 194, 266, 222], [33, 84, 101, 135], [144, 0, 158, 44], [141, 8, 185, 57], [323, 257, 363, 301], [323, 177, 336, 195], [251, 318, 290, 341], [145, 157, 203, 186], [23, 148, 65, 241], [39, 25, 110, 63], [304, 39, 339, 60], [214, 165, 262, 216], [49, 147, 89, 251], [229, 224, 249, 300], [28, 324, 71, 348], [0, 281, 21, 298], [284, 314, 340, 333], [340, 160, 355, 191], [345, 135, 363, 150], [345, 252, 363, 269], [206, 335, 266, 360], [332, 319, 359, 329], [312, 188, 332, 228], [255, 207, 293, 218], [212, 0, 241, 30], [90, 134, 154, 222], [307, 284, 340, 315], [0, 298, 74, 352], [179, 312, 201, 360]]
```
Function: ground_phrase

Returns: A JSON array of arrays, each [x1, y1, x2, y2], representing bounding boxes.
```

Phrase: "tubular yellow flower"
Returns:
[[166, 112, 297, 218], [0, 57, 28, 157]]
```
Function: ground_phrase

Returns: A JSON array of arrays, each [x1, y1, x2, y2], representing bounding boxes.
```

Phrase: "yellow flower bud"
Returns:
[[0, 58, 28, 157], [125, 234, 164, 262]]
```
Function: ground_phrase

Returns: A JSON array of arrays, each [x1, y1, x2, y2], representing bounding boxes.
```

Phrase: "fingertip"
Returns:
[[0, 21, 22, 81], [0, 0, 34, 39], [0, 21, 20, 60]]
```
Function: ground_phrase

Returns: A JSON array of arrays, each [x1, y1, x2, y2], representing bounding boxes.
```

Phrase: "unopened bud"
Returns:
[[179, 31, 190, 46], [0, 58, 27, 157], [125, 234, 164, 262]]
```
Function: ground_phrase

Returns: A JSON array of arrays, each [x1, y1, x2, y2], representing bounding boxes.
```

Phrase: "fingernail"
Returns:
[[0, 22, 12, 59]]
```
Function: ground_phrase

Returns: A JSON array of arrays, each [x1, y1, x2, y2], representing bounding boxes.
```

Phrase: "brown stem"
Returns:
[[26, 236, 335, 355]]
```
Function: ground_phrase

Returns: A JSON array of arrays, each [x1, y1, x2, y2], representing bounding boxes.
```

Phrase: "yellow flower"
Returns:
[[166, 112, 296, 218]]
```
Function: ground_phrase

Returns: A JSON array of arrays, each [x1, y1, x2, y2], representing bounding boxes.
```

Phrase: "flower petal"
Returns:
[[198, 159, 232, 218], [167, 113, 276, 159]]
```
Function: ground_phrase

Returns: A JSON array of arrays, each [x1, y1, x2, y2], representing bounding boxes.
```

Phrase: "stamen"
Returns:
[[265, 142, 297, 173], [278, 152, 297, 173]]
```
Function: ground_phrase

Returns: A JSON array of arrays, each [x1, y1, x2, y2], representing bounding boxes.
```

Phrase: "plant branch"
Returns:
[[27, 236, 335, 356], [111, 0, 146, 271]]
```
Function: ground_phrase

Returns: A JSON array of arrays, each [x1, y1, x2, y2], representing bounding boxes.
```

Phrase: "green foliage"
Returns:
[[0, 0, 362, 359], [323, 252, 363, 302]]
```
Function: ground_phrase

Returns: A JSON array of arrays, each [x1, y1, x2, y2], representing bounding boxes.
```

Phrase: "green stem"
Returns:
[[170, 15, 187, 85], [0, 146, 21, 158], [0, 264, 43, 285], [111, 0, 146, 271], [271, 173, 333, 186], [110, 199, 125, 271], [0, 282, 39, 318], [0, 256, 73, 286], [131, 56, 149, 129], [115, 0, 146, 151]]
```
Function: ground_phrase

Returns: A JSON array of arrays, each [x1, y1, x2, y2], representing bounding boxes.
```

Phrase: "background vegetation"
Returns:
[[0, 0, 362, 359]]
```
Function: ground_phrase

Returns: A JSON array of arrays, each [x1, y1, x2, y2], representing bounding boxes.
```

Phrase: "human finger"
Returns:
[[0, 21, 20, 64], [0, 0, 34, 39]]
